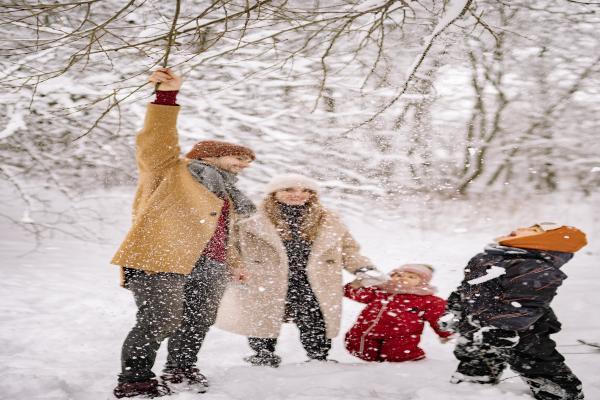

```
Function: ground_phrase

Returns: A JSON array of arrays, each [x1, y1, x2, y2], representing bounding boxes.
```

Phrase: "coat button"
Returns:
[[210, 211, 218, 216]]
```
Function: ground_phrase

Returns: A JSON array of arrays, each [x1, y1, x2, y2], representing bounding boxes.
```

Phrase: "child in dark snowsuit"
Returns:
[[443, 223, 587, 400], [344, 264, 452, 362]]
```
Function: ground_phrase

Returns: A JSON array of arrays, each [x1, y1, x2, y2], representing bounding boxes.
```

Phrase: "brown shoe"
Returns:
[[113, 379, 170, 398]]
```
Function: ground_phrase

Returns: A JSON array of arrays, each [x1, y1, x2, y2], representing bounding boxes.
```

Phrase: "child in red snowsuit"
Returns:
[[344, 264, 452, 362]]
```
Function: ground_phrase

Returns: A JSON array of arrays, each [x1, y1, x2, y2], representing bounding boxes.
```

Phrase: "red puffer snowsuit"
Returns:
[[344, 284, 451, 362]]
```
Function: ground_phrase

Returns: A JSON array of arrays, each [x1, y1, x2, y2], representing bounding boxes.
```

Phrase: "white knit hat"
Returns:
[[264, 173, 320, 194]]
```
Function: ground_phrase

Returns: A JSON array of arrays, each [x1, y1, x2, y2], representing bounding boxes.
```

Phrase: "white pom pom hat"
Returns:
[[264, 173, 320, 194]]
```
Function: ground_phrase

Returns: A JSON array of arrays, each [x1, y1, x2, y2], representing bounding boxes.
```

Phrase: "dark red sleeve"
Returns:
[[344, 283, 379, 304], [423, 296, 453, 338], [152, 90, 179, 106]]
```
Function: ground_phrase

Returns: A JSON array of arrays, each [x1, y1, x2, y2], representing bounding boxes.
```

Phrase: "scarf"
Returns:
[[278, 203, 312, 277], [187, 160, 256, 216]]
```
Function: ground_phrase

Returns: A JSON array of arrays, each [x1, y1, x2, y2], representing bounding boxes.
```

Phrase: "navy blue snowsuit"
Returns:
[[448, 244, 584, 400]]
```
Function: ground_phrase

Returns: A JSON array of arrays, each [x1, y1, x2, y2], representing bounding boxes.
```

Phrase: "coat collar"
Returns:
[[310, 214, 344, 259], [483, 243, 573, 268], [240, 210, 287, 261], [239, 209, 344, 260]]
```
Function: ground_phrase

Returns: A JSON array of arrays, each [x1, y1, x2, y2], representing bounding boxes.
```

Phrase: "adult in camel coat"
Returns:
[[216, 173, 379, 366], [111, 68, 256, 398]]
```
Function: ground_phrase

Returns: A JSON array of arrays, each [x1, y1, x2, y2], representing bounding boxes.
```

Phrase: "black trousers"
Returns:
[[119, 258, 228, 383], [249, 283, 331, 360], [453, 327, 584, 400]]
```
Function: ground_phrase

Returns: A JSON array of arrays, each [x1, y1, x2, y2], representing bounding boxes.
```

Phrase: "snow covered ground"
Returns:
[[1, 190, 599, 400]]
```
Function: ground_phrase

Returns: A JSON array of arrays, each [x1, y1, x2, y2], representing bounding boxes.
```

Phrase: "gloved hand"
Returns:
[[438, 310, 461, 333], [355, 267, 389, 287], [473, 327, 519, 348]]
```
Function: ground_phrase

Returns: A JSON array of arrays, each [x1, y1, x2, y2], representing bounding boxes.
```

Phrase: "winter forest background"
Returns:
[[1, 1, 599, 399]]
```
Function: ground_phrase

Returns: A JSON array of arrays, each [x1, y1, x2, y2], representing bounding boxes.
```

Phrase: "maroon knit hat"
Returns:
[[185, 140, 255, 161]]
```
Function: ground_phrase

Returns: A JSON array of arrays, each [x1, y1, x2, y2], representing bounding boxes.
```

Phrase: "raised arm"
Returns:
[[136, 68, 183, 173]]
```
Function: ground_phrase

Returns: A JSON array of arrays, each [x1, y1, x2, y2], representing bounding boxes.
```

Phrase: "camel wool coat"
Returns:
[[215, 208, 373, 339], [111, 104, 239, 277]]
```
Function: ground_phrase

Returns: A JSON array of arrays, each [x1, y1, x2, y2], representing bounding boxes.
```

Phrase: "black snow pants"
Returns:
[[453, 319, 584, 400], [248, 286, 331, 360], [250, 203, 331, 361], [119, 257, 229, 383]]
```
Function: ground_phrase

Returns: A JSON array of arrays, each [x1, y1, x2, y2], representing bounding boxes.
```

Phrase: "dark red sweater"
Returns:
[[153, 90, 179, 106], [201, 199, 230, 263]]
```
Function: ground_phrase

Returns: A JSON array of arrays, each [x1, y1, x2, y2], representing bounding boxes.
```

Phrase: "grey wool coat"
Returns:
[[215, 208, 373, 339]]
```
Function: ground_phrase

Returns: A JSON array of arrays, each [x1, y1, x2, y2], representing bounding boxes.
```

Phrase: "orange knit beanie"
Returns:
[[499, 226, 587, 253]]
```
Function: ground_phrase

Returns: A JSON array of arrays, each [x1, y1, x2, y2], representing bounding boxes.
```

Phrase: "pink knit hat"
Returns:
[[391, 264, 434, 283]]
